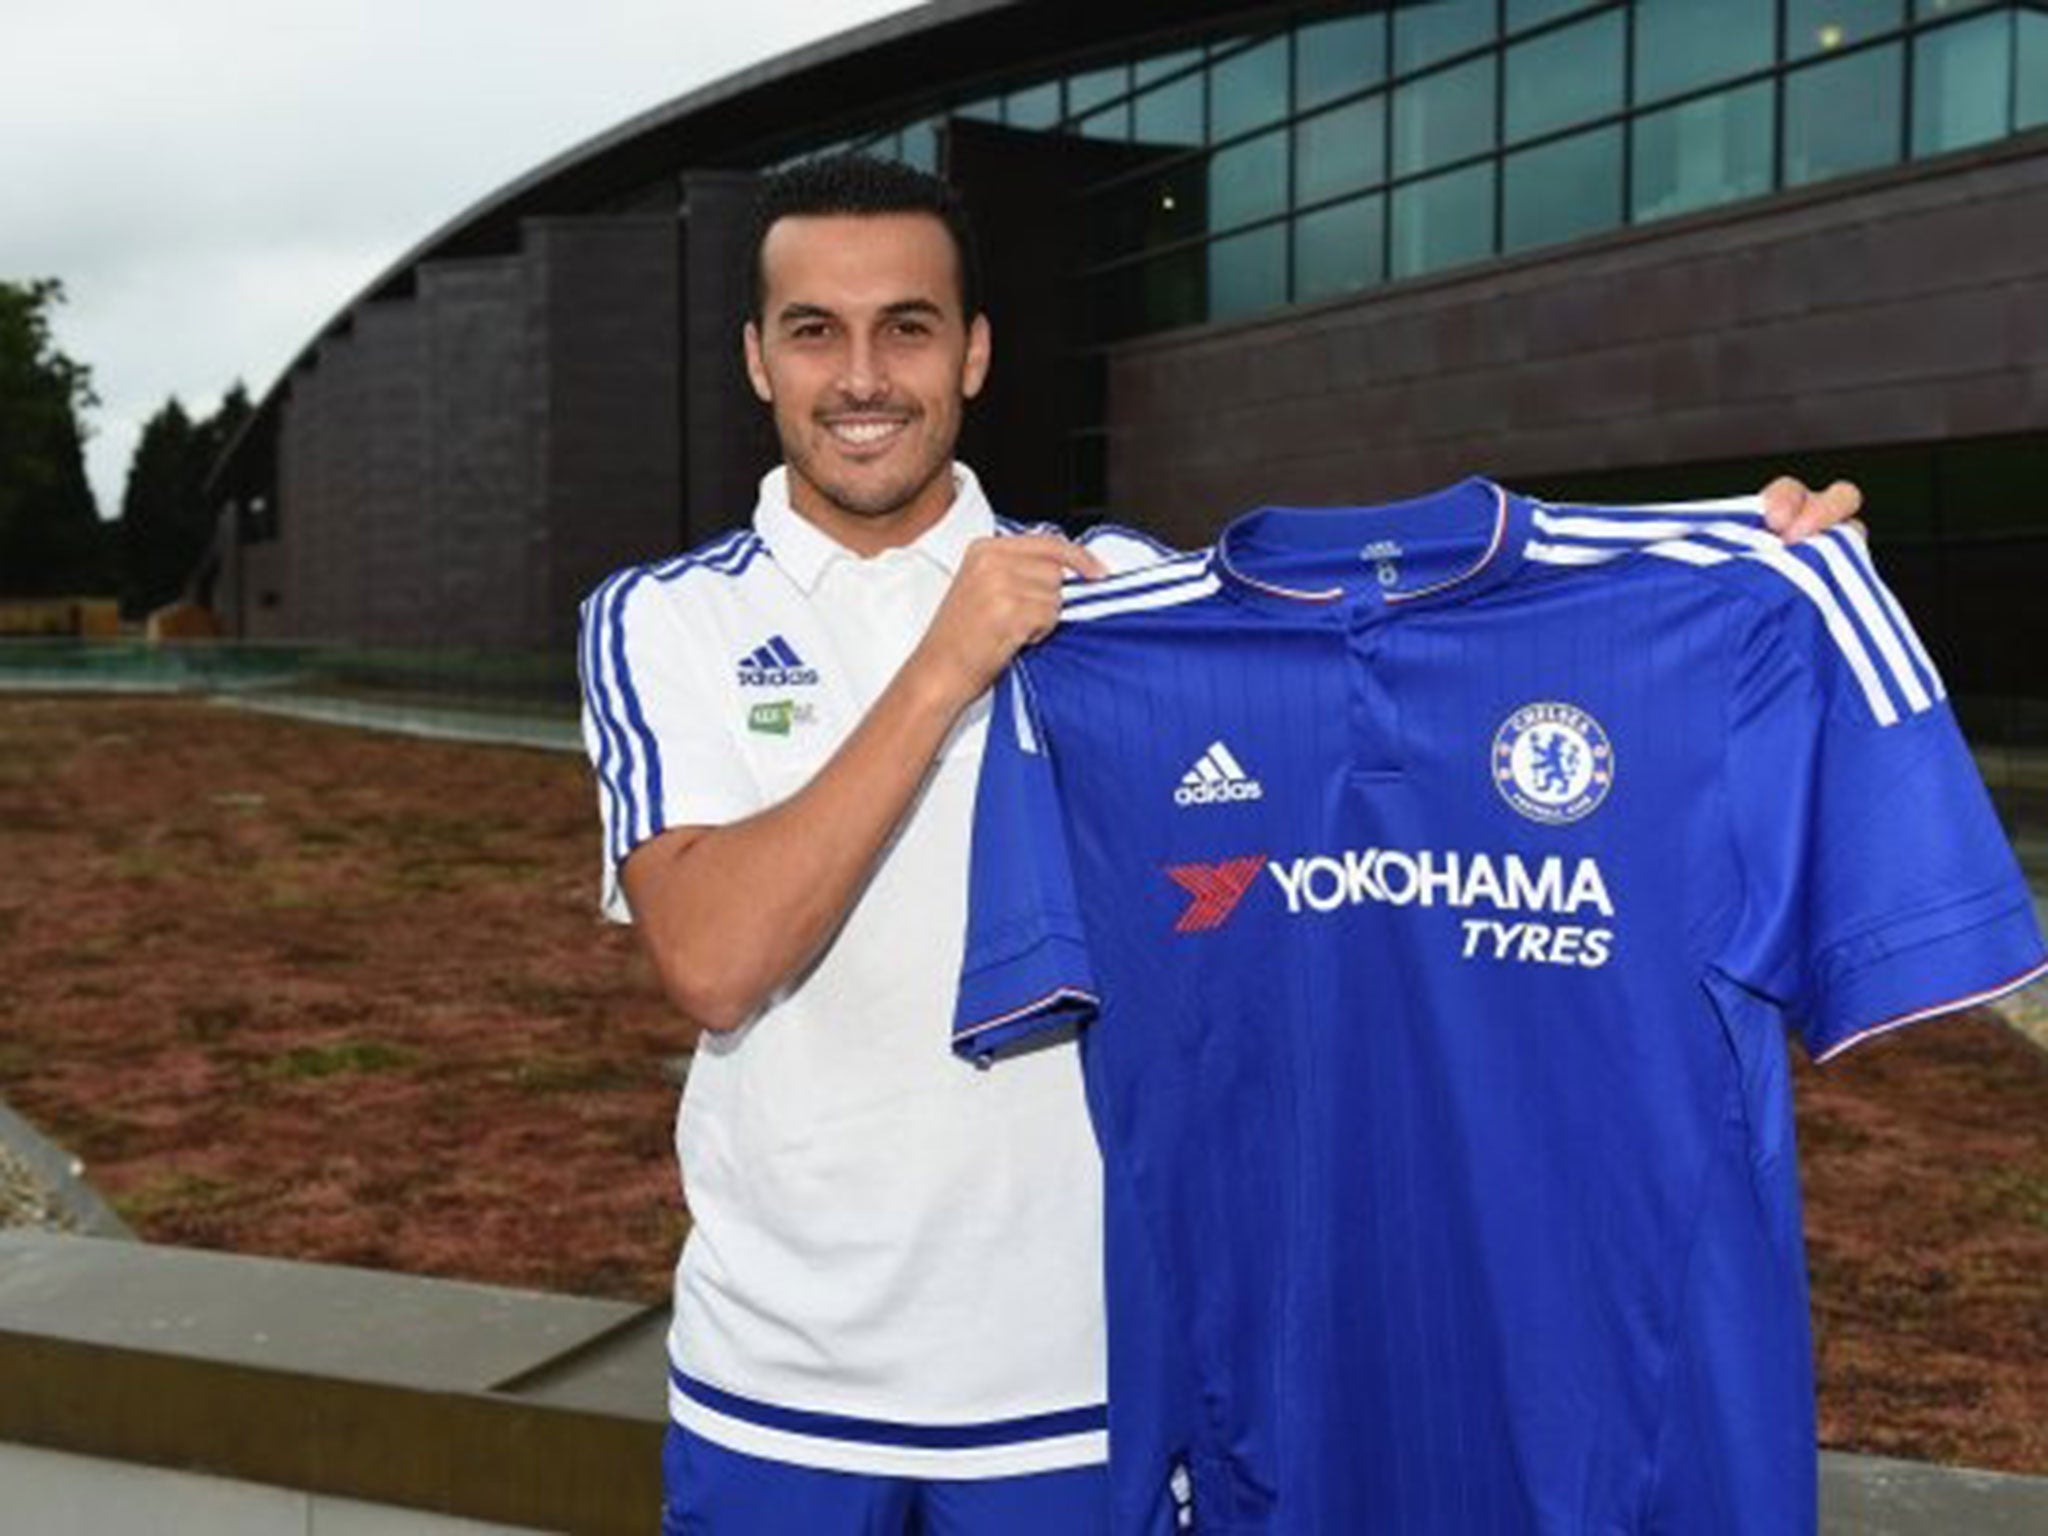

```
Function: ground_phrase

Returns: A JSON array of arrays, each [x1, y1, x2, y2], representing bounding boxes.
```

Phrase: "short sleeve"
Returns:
[[950, 662, 1101, 1061], [577, 568, 759, 923], [1716, 544, 2046, 1060]]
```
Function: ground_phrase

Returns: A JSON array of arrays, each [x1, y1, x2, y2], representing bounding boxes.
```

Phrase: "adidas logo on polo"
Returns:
[[736, 635, 819, 687], [1175, 740, 1264, 806]]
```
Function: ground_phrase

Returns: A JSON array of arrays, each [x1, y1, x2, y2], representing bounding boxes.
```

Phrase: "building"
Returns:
[[203, 0, 2048, 730]]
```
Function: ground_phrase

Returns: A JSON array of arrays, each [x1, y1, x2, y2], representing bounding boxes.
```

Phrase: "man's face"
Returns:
[[745, 212, 990, 539]]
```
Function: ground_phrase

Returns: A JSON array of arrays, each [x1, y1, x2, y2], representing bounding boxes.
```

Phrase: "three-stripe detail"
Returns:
[[1527, 507, 1944, 727], [737, 634, 806, 673], [580, 529, 764, 866]]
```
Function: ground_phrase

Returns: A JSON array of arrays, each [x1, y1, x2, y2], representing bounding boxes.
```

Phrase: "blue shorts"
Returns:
[[660, 1424, 1123, 1536]]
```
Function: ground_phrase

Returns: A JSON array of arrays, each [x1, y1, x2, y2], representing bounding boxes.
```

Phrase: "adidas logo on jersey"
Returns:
[[1175, 741, 1264, 806], [736, 635, 819, 687]]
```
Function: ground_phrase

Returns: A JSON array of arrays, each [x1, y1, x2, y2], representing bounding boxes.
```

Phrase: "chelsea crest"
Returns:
[[1493, 702, 1614, 825]]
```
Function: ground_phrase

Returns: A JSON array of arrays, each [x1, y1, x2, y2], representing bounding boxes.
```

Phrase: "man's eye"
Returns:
[[790, 323, 830, 341], [891, 320, 932, 338]]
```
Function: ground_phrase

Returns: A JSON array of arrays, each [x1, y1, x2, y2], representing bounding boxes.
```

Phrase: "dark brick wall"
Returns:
[[262, 217, 684, 650], [530, 214, 685, 649], [354, 301, 431, 643], [420, 258, 534, 648], [1107, 133, 2048, 547], [679, 173, 778, 556]]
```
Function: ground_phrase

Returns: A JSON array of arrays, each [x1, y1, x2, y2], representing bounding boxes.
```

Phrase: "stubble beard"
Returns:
[[783, 406, 958, 524]]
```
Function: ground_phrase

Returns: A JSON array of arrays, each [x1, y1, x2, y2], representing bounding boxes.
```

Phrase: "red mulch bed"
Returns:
[[1, 696, 2044, 1471]]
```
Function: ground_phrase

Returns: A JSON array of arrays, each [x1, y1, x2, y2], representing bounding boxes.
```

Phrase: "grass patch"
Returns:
[[115, 1170, 243, 1223], [509, 1056, 639, 1094], [263, 1039, 420, 1080], [1971, 1168, 2048, 1232]]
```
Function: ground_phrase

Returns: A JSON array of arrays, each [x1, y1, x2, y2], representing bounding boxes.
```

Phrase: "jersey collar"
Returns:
[[1215, 479, 1534, 616], [753, 463, 996, 593]]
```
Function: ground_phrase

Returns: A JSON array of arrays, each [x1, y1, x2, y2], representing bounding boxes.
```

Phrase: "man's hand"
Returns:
[[623, 533, 1104, 1033], [906, 534, 1108, 710], [1759, 477, 1863, 542]]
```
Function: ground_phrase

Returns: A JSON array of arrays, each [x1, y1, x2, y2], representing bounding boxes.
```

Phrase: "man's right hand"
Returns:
[[907, 534, 1108, 710]]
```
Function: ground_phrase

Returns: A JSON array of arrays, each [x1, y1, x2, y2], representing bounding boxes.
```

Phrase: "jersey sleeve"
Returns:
[[1716, 537, 2047, 1060], [951, 661, 1102, 1061], [578, 568, 759, 924]]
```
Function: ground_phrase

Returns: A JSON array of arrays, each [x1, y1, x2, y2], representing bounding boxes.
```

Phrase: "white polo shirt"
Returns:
[[578, 464, 1170, 1478]]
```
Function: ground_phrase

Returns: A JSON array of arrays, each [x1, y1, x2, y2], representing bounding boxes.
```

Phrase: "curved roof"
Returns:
[[212, 0, 1270, 491]]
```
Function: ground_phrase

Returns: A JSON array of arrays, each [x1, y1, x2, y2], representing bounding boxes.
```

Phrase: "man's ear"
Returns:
[[743, 320, 773, 404], [962, 313, 991, 402]]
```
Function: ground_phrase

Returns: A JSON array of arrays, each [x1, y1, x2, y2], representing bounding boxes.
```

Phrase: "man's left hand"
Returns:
[[1759, 477, 1863, 542]]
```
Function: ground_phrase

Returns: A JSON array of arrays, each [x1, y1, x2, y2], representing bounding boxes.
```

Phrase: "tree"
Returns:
[[117, 383, 251, 617], [0, 278, 105, 595]]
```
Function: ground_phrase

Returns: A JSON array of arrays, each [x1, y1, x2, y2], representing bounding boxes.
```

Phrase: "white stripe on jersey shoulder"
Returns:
[[1008, 664, 1044, 756], [1063, 547, 1212, 600], [1629, 525, 1941, 727], [1527, 505, 1941, 727], [1527, 498, 1766, 556], [1060, 556, 1220, 623]]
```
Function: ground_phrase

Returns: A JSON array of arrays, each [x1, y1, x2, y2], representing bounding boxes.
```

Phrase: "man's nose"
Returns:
[[838, 334, 888, 401]]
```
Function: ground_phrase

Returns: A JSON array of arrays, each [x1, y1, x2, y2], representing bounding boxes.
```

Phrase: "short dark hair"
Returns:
[[746, 153, 982, 323]]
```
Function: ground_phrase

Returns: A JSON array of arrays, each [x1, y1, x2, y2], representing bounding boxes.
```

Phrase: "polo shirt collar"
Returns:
[[753, 463, 996, 593]]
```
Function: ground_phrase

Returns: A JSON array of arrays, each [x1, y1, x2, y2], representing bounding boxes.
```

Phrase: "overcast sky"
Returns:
[[1, 0, 914, 515]]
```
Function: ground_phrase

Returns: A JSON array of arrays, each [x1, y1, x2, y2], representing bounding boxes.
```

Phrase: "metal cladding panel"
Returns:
[[1106, 137, 2048, 549]]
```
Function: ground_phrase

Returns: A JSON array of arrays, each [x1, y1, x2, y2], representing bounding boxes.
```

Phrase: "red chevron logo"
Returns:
[[1165, 855, 1268, 934]]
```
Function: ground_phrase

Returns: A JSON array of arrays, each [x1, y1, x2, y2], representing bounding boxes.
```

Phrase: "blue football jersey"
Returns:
[[952, 479, 2046, 1536]]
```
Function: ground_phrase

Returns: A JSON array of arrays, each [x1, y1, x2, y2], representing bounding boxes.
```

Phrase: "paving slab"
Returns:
[[0, 1097, 133, 1239], [0, 1232, 644, 1395], [1821, 1450, 2048, 1534]]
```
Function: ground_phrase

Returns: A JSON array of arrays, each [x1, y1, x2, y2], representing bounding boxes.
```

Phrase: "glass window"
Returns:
[[1211, 130, 1290, 231], [1785, 1, 1905, 61], [1394, 0, 1497, 73], [1211, 37, 1290, 140], [1505, 11, 1625, 144], [1087, 160, 1206, 261], [1135, 73, 1205, 145], [1631, 81, 1774, 222], [954, 97, 1002, 123], [1913, 14, 2012, 158], [900, 119, 938, 173], [1634, 0, 1775, 104], [1504, 125, 1623, 252], [2023, 13, 2048, 132], [1391, 162, 1496, 279], [1783, 43, 1903, 186], [1080, 104, 1132, 143], [1507, 0, 1602, 30], [1295, 195, 1388, 302], [1393, 56, 1498, 177], [1297, 97, 1388, 206], [1914, 0, 1996, 16], [1067, 66, 1129, 119], [1209, 225, 1289, 321], [1136, 48, 1202, 86], [1298, 13, 1388, 111], [1006, 81, 1061, 129]]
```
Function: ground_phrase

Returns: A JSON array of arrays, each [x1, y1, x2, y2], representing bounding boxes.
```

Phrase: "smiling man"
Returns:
[[577, 154, 1866, 1536]]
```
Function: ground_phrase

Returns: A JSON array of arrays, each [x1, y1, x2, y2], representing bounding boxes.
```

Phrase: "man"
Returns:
[[578, 154, 1863, 1535]]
